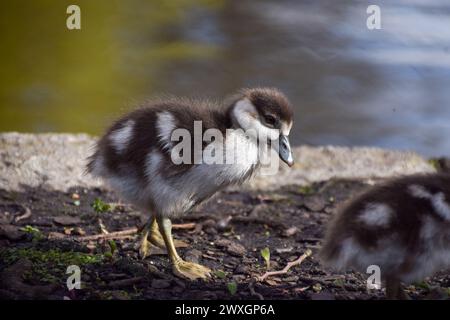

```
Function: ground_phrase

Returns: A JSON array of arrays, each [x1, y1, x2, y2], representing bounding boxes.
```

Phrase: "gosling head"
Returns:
[[230, 87, 294, 167]]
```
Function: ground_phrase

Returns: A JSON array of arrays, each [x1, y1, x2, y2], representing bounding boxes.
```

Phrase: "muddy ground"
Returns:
[[1, 178, 449, 300]]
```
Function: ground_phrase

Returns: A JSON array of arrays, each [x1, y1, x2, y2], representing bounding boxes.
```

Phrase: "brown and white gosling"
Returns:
[[320, 173, 450, 299], [87, 88, 294, 280]]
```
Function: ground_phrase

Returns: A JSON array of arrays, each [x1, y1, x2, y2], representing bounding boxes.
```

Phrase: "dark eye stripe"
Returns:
[[264, 115, 276, 125]]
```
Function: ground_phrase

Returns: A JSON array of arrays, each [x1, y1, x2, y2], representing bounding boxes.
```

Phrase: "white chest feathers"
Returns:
[[202, 129, 259, 182], [184, 129, 259, 202]]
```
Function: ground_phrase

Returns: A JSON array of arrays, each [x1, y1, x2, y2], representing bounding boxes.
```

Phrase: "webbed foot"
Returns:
[[172, 259, 211, 281]]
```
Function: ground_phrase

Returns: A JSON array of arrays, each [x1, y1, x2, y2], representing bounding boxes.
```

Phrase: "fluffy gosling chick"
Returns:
[[320, 173, 450, 299], [87, 88, 294, 280]]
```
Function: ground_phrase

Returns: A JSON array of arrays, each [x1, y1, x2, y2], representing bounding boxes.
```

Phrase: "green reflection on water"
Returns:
[[0, 0, 222, 134]]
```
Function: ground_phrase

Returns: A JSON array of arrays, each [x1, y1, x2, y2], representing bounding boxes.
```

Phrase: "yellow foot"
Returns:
[[139, 238, 152, 260], [148, 225, 187, 248], [149, 230, 166, 248], [172, 259, 211, 281]]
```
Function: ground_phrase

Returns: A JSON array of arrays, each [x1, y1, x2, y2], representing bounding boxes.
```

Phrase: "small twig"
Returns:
[[14, 206, 32, 223], [188, 223, 203, 234], [173, 222, 196, 230], [76, 228, 138, 241], [258, 249, 312, 282], [104, 235, 135, 241], [72, 222, 196, 242]]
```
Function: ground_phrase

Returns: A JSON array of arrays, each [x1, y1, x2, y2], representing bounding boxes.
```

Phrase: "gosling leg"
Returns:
[[157, 216, 211, 280], [138, 219, 152, 259], [148, 217, 165, 248]]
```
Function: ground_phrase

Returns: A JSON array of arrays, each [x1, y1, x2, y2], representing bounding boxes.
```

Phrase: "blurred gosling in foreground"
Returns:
[[321, 173, 450, 299]]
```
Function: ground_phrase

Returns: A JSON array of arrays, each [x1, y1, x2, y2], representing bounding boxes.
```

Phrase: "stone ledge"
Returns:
[[0, 132, 436, 192]]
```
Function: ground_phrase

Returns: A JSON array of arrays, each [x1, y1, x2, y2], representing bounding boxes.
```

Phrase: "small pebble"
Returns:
[[151, 279, 171, 289]]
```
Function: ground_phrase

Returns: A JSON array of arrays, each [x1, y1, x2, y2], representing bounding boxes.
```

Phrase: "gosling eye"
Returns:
[[263, 114, 277, 127]]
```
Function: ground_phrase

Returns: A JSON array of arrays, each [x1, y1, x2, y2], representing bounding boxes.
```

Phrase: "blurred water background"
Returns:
[[1, 0, 449, 157]]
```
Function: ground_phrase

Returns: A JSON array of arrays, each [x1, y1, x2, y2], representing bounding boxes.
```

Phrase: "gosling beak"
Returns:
[[278, 135, 294, 167]]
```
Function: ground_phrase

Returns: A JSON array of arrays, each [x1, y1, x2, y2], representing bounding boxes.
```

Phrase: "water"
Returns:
[[1, 0, 449, 157]]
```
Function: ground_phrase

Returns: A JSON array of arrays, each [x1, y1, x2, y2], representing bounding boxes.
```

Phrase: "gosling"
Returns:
[[87, 88, 294, 280], [321, 173, 450, 299]]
